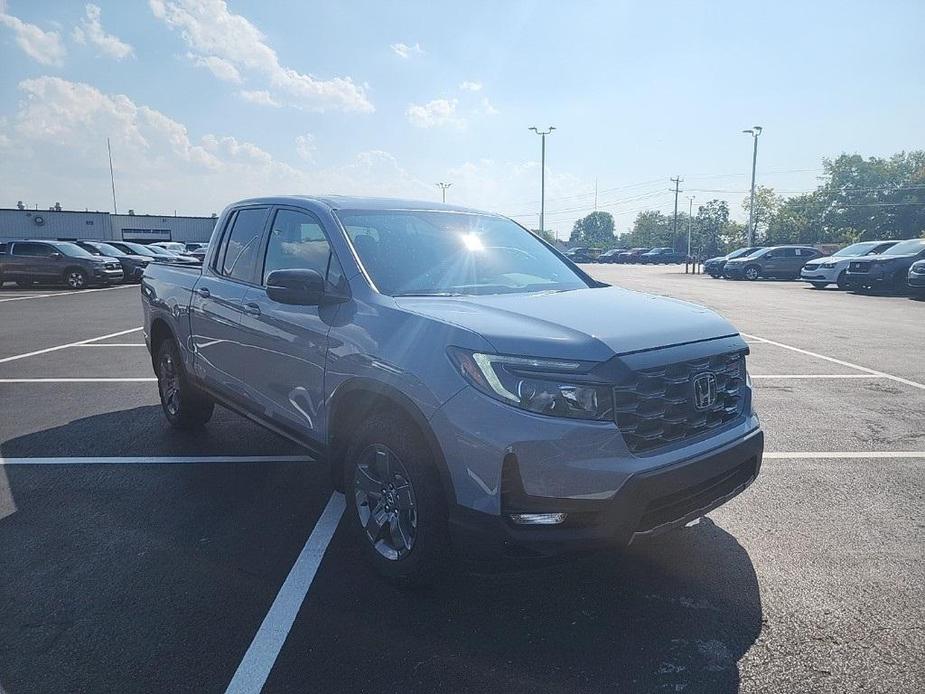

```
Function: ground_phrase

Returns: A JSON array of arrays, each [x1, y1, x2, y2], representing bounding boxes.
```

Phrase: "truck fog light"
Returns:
[[509, 512, 567, 525]]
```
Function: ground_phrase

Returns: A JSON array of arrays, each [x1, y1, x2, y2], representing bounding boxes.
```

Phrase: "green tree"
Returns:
[[531, 228, 557, 244], [742, 186, 782, 243], [570, 211, 615, 247], [692, 199, 730, 258]]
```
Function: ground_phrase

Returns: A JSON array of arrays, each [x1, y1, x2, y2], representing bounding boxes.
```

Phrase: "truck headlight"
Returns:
[[448, 347, 613, 420]]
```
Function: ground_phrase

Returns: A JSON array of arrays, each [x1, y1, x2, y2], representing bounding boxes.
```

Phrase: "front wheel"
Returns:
[[65, 268, 88, 289], [155, 339, 214, 428], [744, 265, 760, 281], [836, 271, 848, 290], [345, 412, 450, 587]]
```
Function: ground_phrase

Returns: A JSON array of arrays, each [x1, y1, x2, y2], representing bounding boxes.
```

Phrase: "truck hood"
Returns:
[[394, 286, 738, 361]]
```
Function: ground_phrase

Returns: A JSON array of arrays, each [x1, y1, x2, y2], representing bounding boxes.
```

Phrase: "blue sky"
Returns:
[[1, 0, 923, 238]]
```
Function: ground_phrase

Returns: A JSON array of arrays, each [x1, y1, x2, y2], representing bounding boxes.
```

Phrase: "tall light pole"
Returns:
[[107, 137, 118, 214], [742, 126, 762, 246], [529, 126, 555, 233], [687, 195, 695, 259], [435, 182, 452, 203]]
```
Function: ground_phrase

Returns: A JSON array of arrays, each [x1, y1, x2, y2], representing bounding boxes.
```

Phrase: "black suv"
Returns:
[[723, 245, 823, 280], [75, 240, 151, 283], [703, 247, 765, 278], [0, 240, 123, 289], [844, 238, 925, 293], [639, 247, 687, 264]]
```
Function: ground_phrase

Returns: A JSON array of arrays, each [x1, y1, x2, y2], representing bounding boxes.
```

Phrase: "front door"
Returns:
[[189, 206, 270, 398], [238, 207, 341, 444]]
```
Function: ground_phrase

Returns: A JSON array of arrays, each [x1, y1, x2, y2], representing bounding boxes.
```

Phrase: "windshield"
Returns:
[[53, 242, 95, 258], [834, 242, 880, 256], [92, 242, 126, 256], [728, 247, 760, 259], [881, 239, 925, 256], [336, 211, 591, 296], [121, 242, 159, 257]]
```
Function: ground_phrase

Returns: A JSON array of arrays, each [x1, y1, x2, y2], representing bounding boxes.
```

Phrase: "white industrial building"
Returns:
[[0, 206, 217, 244]]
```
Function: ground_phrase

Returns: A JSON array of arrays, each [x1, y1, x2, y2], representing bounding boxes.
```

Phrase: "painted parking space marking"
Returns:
[[0, 377, 156, 383], [0, 327, 142, 364], [750, 374, 883, 380], [764, 451, 925, 459], [0, 455, 314, 465], [0, 284, 135, 303], [743, 333, 925, 391], [75, 343, 147, 348], [224, 492, 345, 694]]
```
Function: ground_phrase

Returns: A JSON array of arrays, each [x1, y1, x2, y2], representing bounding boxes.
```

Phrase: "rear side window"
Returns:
[[262, 208, 336, 284], [220, 208, 268, 282], [12, 242, 52, 256], [0, 243, 7, 254]]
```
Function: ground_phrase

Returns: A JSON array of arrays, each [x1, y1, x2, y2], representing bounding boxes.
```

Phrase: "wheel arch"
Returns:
[[327, 378, 456, 505], [149, 318, 177, 368]]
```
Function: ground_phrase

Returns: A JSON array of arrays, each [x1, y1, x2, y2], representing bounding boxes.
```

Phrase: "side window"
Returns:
[[780, 248, 797, 258], [0, 243, 7, 254], [262, 209, 334, 284], [12, 242, 51, 257], [221, 208, 268, 282]]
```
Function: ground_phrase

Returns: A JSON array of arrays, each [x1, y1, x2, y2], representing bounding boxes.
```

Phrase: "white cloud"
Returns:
[[406, 98, 464, 129], [295, 133, 316, 163], [479, 97, 499, 116], [72, 4, 133, 60], [149, 0, 373, 113], [390, 42, 423, 59], [1, 76, 429, 214], [459, 80, 482, 92], [238, 89, 280, 107], [0, 4, 66, 65], [187, 53, 241, 82]]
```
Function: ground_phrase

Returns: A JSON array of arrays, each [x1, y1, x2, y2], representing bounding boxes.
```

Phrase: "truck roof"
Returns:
[[227, 195, 492, 216]]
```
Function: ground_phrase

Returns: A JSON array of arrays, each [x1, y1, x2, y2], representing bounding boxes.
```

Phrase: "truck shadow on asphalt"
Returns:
[[1, 407, 762, 694]]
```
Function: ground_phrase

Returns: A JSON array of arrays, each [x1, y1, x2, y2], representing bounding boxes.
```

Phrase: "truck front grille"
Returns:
[[613, 351, 746, 454]]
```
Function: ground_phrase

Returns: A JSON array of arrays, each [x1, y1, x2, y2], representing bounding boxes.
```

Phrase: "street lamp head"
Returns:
[[529, 126, 538, 132], [742, 129, 754, 135], [548, 126, 556, 131], [753, 125, 763, 135]]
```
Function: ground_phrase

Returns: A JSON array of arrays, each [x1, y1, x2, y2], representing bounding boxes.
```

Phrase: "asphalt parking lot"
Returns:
[[1, 269, 923, 694]]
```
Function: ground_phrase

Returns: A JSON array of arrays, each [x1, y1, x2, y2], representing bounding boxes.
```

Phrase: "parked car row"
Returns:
[[569, 246, 690, 264], [0, 238, 205, 290], [703, 239, 925, 296]]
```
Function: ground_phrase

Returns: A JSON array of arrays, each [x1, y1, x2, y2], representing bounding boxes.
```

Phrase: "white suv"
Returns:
[[800, 240, 899, 289]]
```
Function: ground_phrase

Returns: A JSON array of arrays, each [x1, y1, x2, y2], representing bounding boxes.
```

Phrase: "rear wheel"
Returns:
[[155, 339, 214, 428], [836, 271, 848, 290], [744, 265, 760, 281], [345, 411, 450, 587]]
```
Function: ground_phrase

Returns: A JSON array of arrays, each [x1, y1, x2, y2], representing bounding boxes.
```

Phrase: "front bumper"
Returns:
[[450, 428, 763, 559], [93, 267, 124, 284], [800, 265, 839, 283], [723, 264, 746, 278]]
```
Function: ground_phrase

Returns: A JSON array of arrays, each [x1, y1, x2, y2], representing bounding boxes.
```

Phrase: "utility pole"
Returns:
[[529, 126, 555, 233], [670, 176, 683, 247], [435, 182, 452, 203], [742, 126, 762, 246], [687, 196, 695, 259], [107, 137, 118, 214], [594, 177, 598, 211]]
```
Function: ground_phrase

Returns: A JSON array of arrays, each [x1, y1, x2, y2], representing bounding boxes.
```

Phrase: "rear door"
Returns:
[[10, 242, 56, 280], [237, 206, 342, 443], [791, 248, 817, 275], [189, 206, 270, 398], [763, 248, 793, 276]]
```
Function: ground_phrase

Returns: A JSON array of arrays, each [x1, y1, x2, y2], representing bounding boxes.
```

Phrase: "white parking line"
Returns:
[[0, 327, 142, 364], [750, 374, 882, 380], [0, 455, 314, 465], [743, 333, 925, 391], [0, 284, 135, 303], [75, 343, 146, 347], [764, 451, 925, 459], [225, 493, 345, 694], [0, 378, 156, 383]]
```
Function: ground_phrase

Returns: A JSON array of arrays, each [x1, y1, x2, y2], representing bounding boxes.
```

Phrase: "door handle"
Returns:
[[196, 287, 211, 298], [243, 302, 261, 316]]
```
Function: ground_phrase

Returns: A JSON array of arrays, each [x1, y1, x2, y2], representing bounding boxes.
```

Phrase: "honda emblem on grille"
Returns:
[[692, 372, 717, 410]]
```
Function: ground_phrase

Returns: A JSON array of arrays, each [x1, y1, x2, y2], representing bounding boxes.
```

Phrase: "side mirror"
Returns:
[[266, 268, 325, 306]]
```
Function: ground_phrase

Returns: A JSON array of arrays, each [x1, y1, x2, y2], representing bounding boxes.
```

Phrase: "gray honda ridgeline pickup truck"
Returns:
[[142, 196, 763, 584]]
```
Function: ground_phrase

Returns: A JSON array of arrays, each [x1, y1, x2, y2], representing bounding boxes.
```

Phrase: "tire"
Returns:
[[836, 271, 848, 290], [810, 282, 827, 289], [345, 411, 450, 587], [64, 268, 88, 290], [155, 339, 214, 429], [743, 265, 761, 281], [892, 271, 909, 294]]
